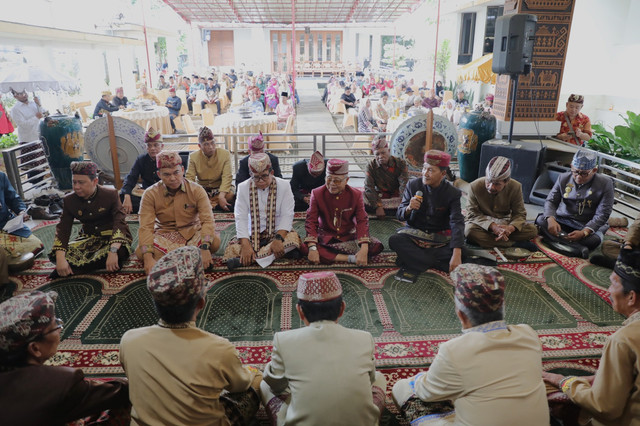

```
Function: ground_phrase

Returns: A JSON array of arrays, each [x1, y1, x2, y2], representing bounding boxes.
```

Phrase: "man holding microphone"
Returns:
[[389, 150, 465, 282]]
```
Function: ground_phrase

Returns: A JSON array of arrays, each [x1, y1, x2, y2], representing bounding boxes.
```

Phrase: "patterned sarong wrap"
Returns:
[[380, 196, 402, 210], [154, 230, 203, 256], [221, 387, 261, 425], [324, 236, 383, 255], [203, 186, 236, 209], [223, 231, 301, 261], [396, 227, 451, 249], [64, 231, 132, 268], [401, 397, 455, 425], [0, 232, 43, 256]]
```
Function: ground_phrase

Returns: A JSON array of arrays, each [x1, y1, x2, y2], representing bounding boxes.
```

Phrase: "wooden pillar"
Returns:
[[493, 0, 577, 122]]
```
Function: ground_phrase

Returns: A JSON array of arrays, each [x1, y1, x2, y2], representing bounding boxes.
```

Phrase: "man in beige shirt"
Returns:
[[392, 264, 549, 425], [186, 127, 235, 211], [137, 151, 220, 274], [120, 246, 261, 426], [465, 156, 538, 249], [543, 247, 640, 426], [139, 85, 161, 105]]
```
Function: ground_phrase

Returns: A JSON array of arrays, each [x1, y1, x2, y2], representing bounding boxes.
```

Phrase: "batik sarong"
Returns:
[[396, 227, 451, 249]]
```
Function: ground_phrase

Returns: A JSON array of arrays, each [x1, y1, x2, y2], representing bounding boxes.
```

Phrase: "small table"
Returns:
[[113, 106, 172, 134]]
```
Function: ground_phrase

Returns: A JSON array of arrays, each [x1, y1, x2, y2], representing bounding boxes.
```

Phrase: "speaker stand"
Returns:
[[507, 73, 519, 144]]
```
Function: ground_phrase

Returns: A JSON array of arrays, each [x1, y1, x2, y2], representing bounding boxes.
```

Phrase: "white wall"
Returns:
[[561, 0, 640, 127]]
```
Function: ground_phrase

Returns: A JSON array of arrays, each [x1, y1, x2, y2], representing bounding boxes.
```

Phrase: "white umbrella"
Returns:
[[0, 64, 79, 93]]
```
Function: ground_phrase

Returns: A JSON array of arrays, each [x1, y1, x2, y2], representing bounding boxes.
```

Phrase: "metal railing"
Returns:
[[547, 137, 640, 219], [2, 140, 55, 200], [163, 131, 394, 180]]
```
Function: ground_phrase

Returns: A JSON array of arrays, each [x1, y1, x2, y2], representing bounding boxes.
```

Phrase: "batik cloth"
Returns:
[[363, 156, 409, 209], [555, 111, 592, 145], [222, 231, 301, 262], [396, 227, 451, 249]]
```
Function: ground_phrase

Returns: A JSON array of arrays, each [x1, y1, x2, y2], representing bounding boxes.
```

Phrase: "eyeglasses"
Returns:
[[326, 176, 347, 184], [29, 318, 64, 342], [251, 173, 271, 182], [571, 169, 592, 177]]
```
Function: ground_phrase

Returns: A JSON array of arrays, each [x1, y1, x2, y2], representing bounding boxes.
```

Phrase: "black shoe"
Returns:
[[49, 269, 60, 279], [590, 254, 616, 269], [285, 248, 302, 260], [395, 268, 418, 283], [34, 195, 51, 207], [226, 257, 242, 271], [26, 206, 59, 220], [48, 203, 63, 216], [513, 240, 539, 252]]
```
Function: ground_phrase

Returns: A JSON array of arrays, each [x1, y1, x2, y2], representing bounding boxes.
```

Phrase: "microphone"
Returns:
[[409, 190, 423, 222]]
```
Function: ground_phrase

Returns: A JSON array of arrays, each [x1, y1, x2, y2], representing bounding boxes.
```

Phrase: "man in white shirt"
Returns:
[[223, 153, 300, 270], [10, 89, 47, 181]]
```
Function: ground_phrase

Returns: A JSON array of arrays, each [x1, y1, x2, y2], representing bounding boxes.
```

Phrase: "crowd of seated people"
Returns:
[[3, 75, 635, 426]]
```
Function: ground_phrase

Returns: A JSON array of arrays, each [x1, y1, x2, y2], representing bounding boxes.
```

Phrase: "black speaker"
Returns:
[[478, 140, 546, 203], [492, 13, 537, 75]]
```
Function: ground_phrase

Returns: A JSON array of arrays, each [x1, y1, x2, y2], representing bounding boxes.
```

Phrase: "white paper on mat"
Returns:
[[255, 245, 296, 268], [3, 214, 24, 234]]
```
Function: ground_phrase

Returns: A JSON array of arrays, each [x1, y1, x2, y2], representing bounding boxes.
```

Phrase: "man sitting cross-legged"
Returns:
[[392, 264, 549, 425], [290, 150, 327, 212], [364, 135, 409, 219], [223, 153, 300, 270], [535, 149, 614, 259], [301, 159, 384, 266], [261, 271, 387, 426], [186, 127, 235, 211], [137, 151, 221, 275], [465, 156, 538, 250], [389, 150, 464, 282], [50, 161, 132, 278], [543, 247, 640, 426], [120, 246, 262, 426]]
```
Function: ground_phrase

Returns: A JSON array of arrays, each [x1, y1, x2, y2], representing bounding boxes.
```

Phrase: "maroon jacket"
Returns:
[[0, 365, 129, 426]]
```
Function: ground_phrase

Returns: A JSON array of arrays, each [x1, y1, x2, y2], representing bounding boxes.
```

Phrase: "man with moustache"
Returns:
[[50, 162, 132, 278], [465, 156, 538, 249], [223, 153, 299, 270], [536, 149, 614, 258], [302, 159, 384, 266], [137, 151, 220, 274], [389, 150, 464, 282], [363, 135, 409, 219]]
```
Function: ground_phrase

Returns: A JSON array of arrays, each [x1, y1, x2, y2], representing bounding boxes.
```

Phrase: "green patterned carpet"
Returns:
[[3, 217, 625, 425]]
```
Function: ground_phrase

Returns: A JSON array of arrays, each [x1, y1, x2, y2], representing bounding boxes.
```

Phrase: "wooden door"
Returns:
[[208, 30, 234, 66]]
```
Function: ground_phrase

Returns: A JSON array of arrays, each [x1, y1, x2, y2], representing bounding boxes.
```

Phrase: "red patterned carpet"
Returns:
[[2, 218, 628, 424]]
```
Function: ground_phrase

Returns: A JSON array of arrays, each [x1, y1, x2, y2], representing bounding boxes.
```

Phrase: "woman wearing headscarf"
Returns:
[[0, 291, 130, 424], [265, 78, 279, 111]]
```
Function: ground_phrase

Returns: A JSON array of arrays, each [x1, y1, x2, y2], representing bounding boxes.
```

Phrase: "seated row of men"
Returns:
[[3, 246, 639, 425]]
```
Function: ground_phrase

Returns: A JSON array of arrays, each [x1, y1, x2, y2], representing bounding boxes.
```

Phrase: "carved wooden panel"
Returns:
[[493, 0, 576, 121]]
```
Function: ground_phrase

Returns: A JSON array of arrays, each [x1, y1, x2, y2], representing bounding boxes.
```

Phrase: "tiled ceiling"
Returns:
[[162, 0, 425, 24]]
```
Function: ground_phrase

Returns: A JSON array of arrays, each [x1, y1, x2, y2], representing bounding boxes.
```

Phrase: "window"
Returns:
[[326, 34, 331, 62], [335, 34, 341, 61], [355, 33, 360, 57], [483, 6, 504, 55], [300, 34, 304, 59], [309, 34, 314, 61], [317, 35, 323, 62], [458, 12, 476, 64], [272, 33, 278, 71], [369, 35, 373, 60]]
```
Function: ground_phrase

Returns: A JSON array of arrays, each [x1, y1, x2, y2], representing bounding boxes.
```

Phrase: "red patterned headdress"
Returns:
[[297, 272, 342, 302]]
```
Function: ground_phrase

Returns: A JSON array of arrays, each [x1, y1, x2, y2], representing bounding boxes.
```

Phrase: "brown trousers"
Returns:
[[465, 223, 538, 248]]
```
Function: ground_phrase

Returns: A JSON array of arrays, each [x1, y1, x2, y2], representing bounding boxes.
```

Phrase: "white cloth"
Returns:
[[262, 320, 380, 426], [396, 321, 548, 426], [234, 177, 295, 240], [10, 101, 42, 142]]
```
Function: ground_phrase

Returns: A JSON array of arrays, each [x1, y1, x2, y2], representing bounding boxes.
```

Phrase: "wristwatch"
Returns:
[[199, 243, 211, 251], [309, 245, 318, 251], [109, 246, 118, 253], [274, 234, 285, 242]]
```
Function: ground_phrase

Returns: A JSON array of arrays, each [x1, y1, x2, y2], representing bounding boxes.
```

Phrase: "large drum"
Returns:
[[457, 110, 496, 182], [40, 114, 84, 189]]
